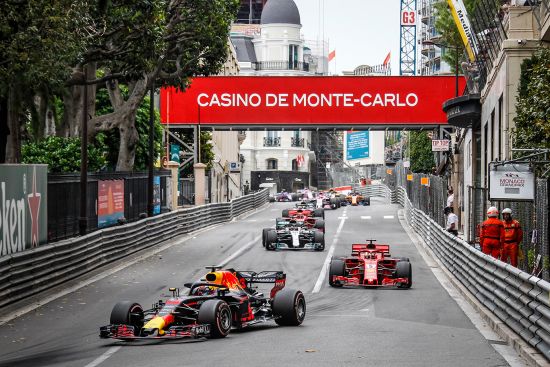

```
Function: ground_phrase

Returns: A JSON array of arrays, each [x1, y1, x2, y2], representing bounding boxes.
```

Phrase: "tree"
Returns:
[[410, 131, 435, 174], [513, 47, 550, 152]]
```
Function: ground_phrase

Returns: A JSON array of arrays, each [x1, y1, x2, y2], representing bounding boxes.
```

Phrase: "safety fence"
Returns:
[[0, 189, 268, 310], [393, 186, 550, 362]]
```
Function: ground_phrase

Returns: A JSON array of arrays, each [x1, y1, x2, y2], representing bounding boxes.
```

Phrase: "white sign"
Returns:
[[344, 131, 385, 166], [432, 140, 450, 152], [403, 160, 410, 168], [489, 164, 535, 201], [229, 162, 241, 173], [401, 10, 417, 26]]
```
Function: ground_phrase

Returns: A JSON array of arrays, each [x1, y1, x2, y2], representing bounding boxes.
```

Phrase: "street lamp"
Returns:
[[422, 40, 461, 97]]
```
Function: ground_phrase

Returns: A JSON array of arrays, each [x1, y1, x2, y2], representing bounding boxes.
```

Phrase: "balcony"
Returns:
[[263, 137, 281, 147], [291, 137, 305, 147], [252, 61, 310, 72]]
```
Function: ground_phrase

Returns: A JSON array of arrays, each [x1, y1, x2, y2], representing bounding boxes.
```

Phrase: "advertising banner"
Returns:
[[153, 176, 161, 215], [345, 131, 370, 160], [489, 164, 535, 201], [0, 164, 48, 256], [161, 76, 465, 126], [98, 180, 125, 228], [447, 0, 478, 62]]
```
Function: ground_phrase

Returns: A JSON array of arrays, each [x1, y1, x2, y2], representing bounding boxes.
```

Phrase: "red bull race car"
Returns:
[[329, 241, 412, 288], [100, 267, 306, 340]]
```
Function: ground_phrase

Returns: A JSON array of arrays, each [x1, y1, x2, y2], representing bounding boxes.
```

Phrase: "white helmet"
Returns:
[[487, 206, 499, 218], [502, 208, 512, 215]]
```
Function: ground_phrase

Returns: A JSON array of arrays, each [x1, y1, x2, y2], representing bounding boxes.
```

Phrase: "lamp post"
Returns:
[[147, 82, 155, 217], [421, 40, 460, 97], [79, 65, 89, 236]]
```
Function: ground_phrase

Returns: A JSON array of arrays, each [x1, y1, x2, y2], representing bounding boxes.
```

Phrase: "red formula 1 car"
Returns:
[[100, 267, 306, 341], [282, 206, 325, 220], [329, 241, 412, 288]]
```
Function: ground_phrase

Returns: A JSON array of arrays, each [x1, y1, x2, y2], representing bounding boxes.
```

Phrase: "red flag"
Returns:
[[328, 50, 336, 62], [383, 51, 391, 66]]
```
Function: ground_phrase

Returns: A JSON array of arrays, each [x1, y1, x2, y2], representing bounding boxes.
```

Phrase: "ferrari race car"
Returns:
[[263, 220, 325, 251], [100, 267, 306, 341], [282, 205, 324, 219], [329, 241, 412, 288], [344, 191, 370, 206], [275, 216, 325, 232]]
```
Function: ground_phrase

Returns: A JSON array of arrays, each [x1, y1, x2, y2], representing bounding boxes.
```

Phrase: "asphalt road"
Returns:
[[0, 198, 514, 367]]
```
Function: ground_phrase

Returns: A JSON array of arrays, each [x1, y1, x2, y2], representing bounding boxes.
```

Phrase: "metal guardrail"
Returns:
[[393, 186, 550, 361], [0, 189, 268, 310]]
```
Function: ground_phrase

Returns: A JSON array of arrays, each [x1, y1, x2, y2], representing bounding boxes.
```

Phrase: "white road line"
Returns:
[[361, 216, 372, 220], [312, 216, 346, 294], [383, 215, 395, 219], [84, 346, 121, 367], [217, 235, 261, 268]]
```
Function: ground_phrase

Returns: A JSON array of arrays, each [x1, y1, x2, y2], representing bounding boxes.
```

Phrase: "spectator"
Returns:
[[480, 207, 505, 258], [445, 206, 459, 236], [501, 208, 523, 267], [446, 188, 454, 209]]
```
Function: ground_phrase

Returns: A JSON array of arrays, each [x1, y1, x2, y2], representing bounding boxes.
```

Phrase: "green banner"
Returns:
[[0, 164, 48, 256]]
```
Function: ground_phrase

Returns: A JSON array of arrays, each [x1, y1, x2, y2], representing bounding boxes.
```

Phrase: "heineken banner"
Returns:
[[0, 164, 48, 256]]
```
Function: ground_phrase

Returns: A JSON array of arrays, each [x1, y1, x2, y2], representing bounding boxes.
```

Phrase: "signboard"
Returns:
[[386, 169, 393, 175], [345, 131, 370, 160], [432, 139, 450, 152], [407, 174, 414, 181], [489, 164, 535, 201], [0, 165, 48, 256], [401, 10, 417, 26], [98, 180, 125, 228], [421, 177, 430, 186], [446, 0, 478, 62], [161, 76, 465, 127], [229, 162, 241, 173], [153, 176, 161, 215], [403, 160, 410, 168], [170, 144, 180, 163]]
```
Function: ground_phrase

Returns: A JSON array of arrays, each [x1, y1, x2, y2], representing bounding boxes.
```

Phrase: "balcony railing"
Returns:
[[252, 61, 310, 72], [291, 137, 305, 147], [263, 137, 281, 147]]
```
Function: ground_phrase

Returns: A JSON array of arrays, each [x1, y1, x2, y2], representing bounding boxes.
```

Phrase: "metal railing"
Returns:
[[252, 61, 310, 72], [0, 189, 269, 310], [291, 137, 305, 147], [263, 137, 281, 147]]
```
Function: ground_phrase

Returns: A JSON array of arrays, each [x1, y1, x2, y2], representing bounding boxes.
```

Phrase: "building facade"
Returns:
[[231, 0, 322, 191], [418, 0, 452, 76]]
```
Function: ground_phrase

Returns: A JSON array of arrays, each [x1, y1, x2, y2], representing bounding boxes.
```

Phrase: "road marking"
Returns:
[[312, 216, 346, 294], [337, 216, 348, 219], [383, 215, 395, 219], [217, 235, 261, 268], [245, 219, 257, 222], [84, 346, 121, 367], [361, 216, 372, 220]]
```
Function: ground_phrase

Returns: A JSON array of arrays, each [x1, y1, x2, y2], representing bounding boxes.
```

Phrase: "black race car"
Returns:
[[100, 267, 306, 340], [264, 219, 325, 251]]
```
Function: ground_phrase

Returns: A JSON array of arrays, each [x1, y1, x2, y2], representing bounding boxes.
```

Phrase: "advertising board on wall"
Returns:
[[0, 164, 48, 256], [489, 164, 535, 201], [344, 131, 385, 165], [432, 139, 450, 152], [98, 180, 125, 228], [153, 176, 161, 215], [161, 76, 465, 127], [345, 131, 370, 160]]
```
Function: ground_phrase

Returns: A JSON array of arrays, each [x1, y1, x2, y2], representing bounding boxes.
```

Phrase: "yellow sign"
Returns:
[[447, 0, 477, 62], [421, 177, 430, 186], [386, 169, 393, 175], [407, 174, 414, 181]]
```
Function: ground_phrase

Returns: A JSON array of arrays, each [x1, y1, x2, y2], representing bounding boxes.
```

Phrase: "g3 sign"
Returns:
[[401, 11, 416, 26]]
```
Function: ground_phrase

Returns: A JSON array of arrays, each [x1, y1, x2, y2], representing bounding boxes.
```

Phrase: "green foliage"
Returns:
[[513, 47, 550, 152], [200, 131, 215, 170], [409, 131, 435, 174], [21, 136, 105, 173], [95, 87, 163, 171]]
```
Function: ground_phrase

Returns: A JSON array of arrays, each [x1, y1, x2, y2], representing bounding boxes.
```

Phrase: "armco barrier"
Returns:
[[0, 189, 268, 310], [393, 186, 550, 361]]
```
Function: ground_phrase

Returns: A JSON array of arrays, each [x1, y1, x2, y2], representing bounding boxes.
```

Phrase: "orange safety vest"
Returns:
[[503, 219, 523, 244], [480, 218, 505, 247]]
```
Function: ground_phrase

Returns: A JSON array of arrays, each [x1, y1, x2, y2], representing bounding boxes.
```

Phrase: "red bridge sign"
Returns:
[[160, 76, 464, 128]]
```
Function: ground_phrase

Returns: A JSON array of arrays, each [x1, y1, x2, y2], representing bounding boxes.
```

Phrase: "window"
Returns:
[[288, 44, 298, 68], [498, 94, 503, 160], [292, 159, 298, 171], [267, 159, 278, 170]]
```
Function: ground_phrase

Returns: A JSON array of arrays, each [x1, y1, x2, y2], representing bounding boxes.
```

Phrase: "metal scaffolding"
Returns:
[[400, 0, 418, 75]]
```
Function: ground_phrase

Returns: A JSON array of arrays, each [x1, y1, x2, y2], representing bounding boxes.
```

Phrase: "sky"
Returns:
[[293, 0, 402, 75]]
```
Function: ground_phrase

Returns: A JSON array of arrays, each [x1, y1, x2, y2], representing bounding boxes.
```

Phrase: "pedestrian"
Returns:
[[446, 188, 454, 209], [445, 206, 459, 236], [501, 208, 523, 267], [480, 207, 505, 259]]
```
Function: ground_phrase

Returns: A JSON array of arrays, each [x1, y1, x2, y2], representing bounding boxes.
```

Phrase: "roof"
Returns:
[[261, 0, 301, 25], [230, 35, 257, 63]]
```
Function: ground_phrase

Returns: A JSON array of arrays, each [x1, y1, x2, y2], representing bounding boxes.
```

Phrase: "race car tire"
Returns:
[[291, 193, 299, 201], [110, 301, 144, 332], [314, 231, 325, 251], [198, 300, 232, 338], [266, 230, 277, 251], [313, 219, 325, 231], [269, 197, 276, 203], [330, 198, 339, 209], [395, 261, 412, 289], [282, 209, 290, 218], [314, 208, 325, 219], [273, 289, 306, 326], [364, 197, 371, 206], [339, 194, 347, 203], [262, 228, 271, 247], [329, 259, 345, 287], [397, 257, 410, 262]]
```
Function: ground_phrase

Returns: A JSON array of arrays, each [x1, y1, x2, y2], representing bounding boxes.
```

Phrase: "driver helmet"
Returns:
[[487, 206, 499, 218], [194, 285, 216, 296]]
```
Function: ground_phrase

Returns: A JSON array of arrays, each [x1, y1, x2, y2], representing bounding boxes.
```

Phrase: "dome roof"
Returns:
[[261, 0, 301, 25]]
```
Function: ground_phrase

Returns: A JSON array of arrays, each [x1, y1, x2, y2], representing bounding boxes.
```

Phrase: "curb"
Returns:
[[398, 209, 546, 367]]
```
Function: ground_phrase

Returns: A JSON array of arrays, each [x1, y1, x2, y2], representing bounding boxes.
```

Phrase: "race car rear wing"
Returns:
[[352, 244, 390, 255], [237, 271, 286, 298]]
